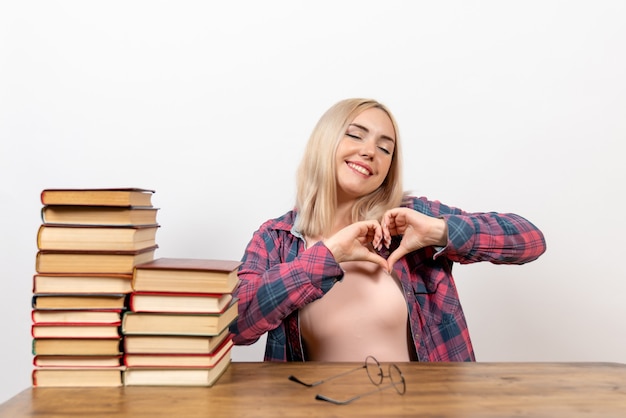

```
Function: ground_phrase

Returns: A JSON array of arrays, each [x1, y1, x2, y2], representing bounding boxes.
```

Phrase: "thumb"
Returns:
[[386, 247, 409, 272], [364, 252, 389, 272]]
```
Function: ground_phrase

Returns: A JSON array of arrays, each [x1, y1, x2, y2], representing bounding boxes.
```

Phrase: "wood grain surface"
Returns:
[[1, 362, 625, 417]]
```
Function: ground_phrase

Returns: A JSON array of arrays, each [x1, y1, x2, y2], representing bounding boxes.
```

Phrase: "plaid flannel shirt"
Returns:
[[230, 196, 546, 362]]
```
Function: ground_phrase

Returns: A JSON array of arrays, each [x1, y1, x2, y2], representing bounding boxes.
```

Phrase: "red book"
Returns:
[[33, 355, 122, 368], [32, 323, 121, 339], [33, 367, 124, 387], [123, 335, 233, 368]]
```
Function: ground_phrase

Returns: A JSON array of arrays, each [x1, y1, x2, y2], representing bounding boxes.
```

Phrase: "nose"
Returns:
[[359, 139, 376, 159]]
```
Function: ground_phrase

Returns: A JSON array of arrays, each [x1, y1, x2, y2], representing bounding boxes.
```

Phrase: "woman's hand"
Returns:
[[382, 208, 448, 269], [323, 220, 388, 271]]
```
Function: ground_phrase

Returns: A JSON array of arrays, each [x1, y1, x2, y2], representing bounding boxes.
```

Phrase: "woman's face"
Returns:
[[335, 107, 396, 203]]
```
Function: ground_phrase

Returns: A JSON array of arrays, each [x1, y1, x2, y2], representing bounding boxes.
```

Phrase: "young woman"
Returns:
[[230, 98, 546, 362]]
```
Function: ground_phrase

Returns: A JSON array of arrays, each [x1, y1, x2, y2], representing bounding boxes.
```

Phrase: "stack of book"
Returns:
[[32, 188, 159, 387], [122, 258, 240, 387]]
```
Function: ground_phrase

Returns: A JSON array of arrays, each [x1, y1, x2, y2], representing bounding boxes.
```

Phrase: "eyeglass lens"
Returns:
[[364, 356, 405, 395], [388, 363, 406, 395], [365, 355, 384, 385]]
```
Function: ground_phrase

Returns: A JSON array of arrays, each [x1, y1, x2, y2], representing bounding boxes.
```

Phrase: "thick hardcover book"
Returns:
[[32, 294, 126, 310], [123, 336, 233, 368], [33, 355, 122, 368], [40, 188, 154, 207], [122, 300, 238, 336], [32, 367, 124, 387], [124, 329, 231, 354], [129, 292, 233, 314], [32, 323, 121, 339], [32, 338, 122, 355], [132, 258, 241, 294], [123, 349, 231, 387], [37, 224, 159, 251], [32, 309, 123, 325], [41, 205, 159, 226], [35, 245, 158, 274], [32, 273, 133, 294]]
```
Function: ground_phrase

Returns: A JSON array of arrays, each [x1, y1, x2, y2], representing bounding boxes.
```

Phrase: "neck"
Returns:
[[331, 201, 354, 235]]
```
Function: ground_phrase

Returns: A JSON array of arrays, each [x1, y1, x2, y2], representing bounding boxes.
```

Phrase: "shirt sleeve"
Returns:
[[230, 223, 344, 346], [411, 197, 547, 264]]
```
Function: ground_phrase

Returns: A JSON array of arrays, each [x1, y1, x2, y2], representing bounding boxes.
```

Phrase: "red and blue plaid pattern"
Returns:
[[230, 196, 546, 362]]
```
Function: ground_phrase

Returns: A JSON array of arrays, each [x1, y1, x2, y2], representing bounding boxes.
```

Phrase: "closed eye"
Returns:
[[346, 133, 362, 140], [377, 146, 391, 155]]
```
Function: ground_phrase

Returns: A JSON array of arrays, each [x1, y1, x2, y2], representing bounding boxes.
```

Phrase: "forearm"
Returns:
[[440, 212, 546, 264], [409, 197, 546, 264], [231, 241, 343, 345]]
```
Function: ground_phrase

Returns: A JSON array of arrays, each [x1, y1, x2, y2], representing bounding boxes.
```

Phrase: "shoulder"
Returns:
[[246, 210, 301, 257], [256, 209, 297, 233]]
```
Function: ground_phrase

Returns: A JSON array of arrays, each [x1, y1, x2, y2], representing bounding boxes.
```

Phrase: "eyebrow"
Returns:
[[349, 123, 395, 143]]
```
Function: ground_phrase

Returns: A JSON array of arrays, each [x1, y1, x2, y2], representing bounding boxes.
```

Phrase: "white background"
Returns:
[[1, 0, 625, 404]]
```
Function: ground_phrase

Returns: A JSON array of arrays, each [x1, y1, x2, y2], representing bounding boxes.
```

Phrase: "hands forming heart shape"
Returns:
[[322, 208, 448, 273]]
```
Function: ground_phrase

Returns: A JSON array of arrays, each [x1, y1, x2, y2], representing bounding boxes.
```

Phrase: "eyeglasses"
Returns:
[[288, 355, 406, 405]]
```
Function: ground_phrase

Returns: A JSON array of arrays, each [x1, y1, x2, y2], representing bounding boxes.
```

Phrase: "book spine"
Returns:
[[31, 325, 122, 339], [128, 294, 136, 311], [32, 320, 122, 327], [36, 225, 43, 249]]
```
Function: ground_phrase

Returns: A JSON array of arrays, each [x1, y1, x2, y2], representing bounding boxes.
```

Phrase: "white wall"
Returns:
[[1, 0, 625, 404]]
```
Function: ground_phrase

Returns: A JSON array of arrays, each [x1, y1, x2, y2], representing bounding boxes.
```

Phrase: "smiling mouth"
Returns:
[[346, 162, 372, 176]]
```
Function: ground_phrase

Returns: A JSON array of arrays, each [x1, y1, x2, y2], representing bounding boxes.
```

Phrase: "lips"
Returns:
[[346, 161, 373, 176]]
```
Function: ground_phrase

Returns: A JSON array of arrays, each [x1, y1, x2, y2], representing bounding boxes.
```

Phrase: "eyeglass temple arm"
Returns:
[[315, 382, 398, 405], [288, 375, 322, 387], [315, 393, 361, 405], [287, 364, 366, 387]]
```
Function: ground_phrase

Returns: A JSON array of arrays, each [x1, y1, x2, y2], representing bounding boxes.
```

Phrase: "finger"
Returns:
[[383, 228, 391, 249], [372, 225, 384, 250], [385, 213, 402, 236], [386, 247, 409, 271], [381, 218, 392, 248], [368, 254, 390, 272], [360, 220, 382, 250]]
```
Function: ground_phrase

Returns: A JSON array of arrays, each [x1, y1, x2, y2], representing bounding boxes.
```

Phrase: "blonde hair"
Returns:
[[295, 98, 404, 237]]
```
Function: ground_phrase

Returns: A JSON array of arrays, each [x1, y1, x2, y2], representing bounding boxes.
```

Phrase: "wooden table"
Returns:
[[1, 362, 625, 417]]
